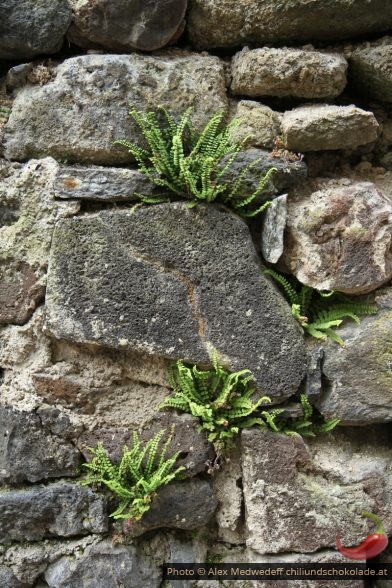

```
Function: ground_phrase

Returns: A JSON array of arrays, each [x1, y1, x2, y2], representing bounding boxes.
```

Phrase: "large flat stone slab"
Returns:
[[45, 203, 307, 399], [187, 0, 392, 49], [4, 53, 228, 165]]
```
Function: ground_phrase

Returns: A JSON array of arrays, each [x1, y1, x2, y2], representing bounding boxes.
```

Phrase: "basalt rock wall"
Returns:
[[1, 2, 392, 587]]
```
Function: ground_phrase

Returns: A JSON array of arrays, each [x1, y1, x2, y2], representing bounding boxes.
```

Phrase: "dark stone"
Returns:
[[220, 148, 307, 204], [54, 165, 159, 202], [124, 478, 218, 537], [350, 42, 392, 103], [305, 346, 324, 403], [0, 483, 107, 544], [68, 0, 187, 52], [45, 203, 307, 400], [0, 260, 45, 325], [0, 0, 72, 60], [44, 540, 161, 588], [78, 412, 214, 478], [0, 406, 81, 484]]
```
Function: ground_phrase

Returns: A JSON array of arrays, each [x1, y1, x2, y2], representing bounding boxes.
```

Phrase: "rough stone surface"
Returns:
[[45, 203, 307, 400], [242, 428, 392, 554], [282, 104, 379, 152], [0, 483, 107, 544], [261, 193, 288, 264], [0, 0, 72, 60], [230, 100, 282, 150], [0, 406, 81, 484], [68, 0, 187, 52], [350, 41, 392, 103], [54, 165, 159, 202], [77, 412, 214, 477], [231, 47, 347, 99], [213, 446, 244, 545], [123, 478, 218, 538], [304, 346, 323, 403], [44, 539, 161, 588], [220, 148, 307, 203], [0, 536, 102, 586], [278, 179, 392, 294], [187, 0, 392, 49], [317, 291, 392, 424], [4, 53, 228, 165], [0, 567, 23, 588], [0, 158, 79, 325]]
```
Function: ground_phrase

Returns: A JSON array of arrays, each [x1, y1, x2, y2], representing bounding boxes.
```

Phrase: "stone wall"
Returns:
[[1, 1, 392, 587]]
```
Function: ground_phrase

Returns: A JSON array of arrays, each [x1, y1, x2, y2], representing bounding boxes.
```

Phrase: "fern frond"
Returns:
[[264, 269, 299, 305]]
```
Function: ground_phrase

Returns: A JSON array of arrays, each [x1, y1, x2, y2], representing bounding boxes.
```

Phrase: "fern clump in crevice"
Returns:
[[81, 428, 185, 521], [115, 105, 276, 217], [262, 394, 340, 438], [264, 268, 378, 346], [158, 353, 271, 456]]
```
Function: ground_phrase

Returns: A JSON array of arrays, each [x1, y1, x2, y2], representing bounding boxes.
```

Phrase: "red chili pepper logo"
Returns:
[[337, 512, 389, 560]]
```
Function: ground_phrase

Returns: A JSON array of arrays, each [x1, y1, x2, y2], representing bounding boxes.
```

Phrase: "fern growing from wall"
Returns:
[[264, 268, 378, 345], [158, 353, 271, 455], [82, 428, 185, 521], [115, 106, 276, 217], [158, 354, 339, 457]]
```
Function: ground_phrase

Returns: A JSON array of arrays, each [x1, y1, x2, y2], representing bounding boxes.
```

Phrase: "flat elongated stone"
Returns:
[[68, 0, 187, 52], [187, 0, 392, 49], [0, 483, 107, 544], [282, 105, 379, 152], [0, 0, 72, 60], [4, 53, 228, 165], [231, 48, 347, 99], [54, 165, 159, 202], [45, 203, 307, 399]]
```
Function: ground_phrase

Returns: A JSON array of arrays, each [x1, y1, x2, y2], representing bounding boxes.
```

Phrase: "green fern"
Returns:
[[263, 394, 340, 438], [159, 353, 271, 455], [115, 106, 277, 216], [265, 269, 378, 346], [82, 428, 185, 521]]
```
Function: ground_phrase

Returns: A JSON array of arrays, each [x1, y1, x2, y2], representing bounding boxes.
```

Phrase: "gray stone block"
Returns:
[[45, 203, 307, 400]]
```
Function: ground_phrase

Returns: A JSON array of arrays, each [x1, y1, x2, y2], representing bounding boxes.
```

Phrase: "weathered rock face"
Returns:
[[220, 148, 307, 202], [230, 101, 282, 150], [0, 158, 79, 326], [0, 406, 80, 484], [124, 478, 218, 538], [350, 41, 392, 103], [278, 179, 392, 294], [45, 203, 307, 399], [53, 165, 159, 202], [261, 194, 288, 264], [68, 0, 187, 52], [0, 483, 107, 544], [282, 105, 379, 152], [4, 53, 228, 165], [187, 0, 392, 49], [231, 48, 347, 99], [44, 540, 162, 588], [0, 0, 72, 60], [317, 293, 392, 424], [213, 446, 244, 545], [242, 428, 392, 554]]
